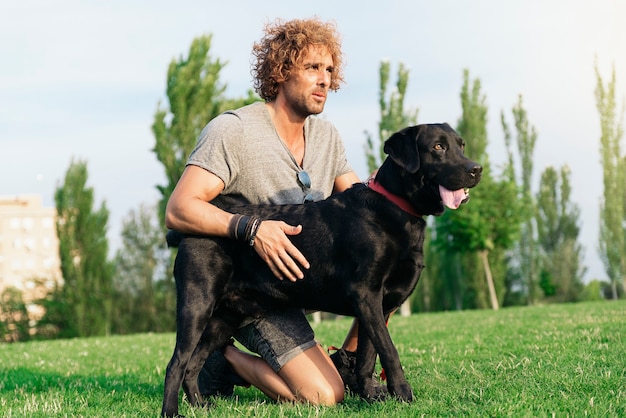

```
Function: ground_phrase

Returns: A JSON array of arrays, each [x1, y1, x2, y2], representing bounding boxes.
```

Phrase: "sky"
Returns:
[[1, 0, 625, 283]]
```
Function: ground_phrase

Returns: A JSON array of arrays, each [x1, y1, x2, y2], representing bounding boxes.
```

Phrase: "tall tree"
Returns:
[[112, 203, 171, 334], [501, 95, 539, 304], [595, 61, 626, 299], [51, 159, 112, 337], [364, 60, 418, 316], [536, 166, 586, 301], [152, 34, 257, 227], [364, 61, 418, 173], [433, 70, 522, 311]]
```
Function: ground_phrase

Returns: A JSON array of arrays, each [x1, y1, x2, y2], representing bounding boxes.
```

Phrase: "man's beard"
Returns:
[[287, 91, 325, 118]]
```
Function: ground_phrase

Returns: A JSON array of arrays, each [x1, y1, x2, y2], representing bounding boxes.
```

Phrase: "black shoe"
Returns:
[[329, 348, 388, 398], [198, 344, 249, 398]]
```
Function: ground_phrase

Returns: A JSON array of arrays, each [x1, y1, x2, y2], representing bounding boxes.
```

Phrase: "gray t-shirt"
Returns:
[[187, 102, 354, 209]]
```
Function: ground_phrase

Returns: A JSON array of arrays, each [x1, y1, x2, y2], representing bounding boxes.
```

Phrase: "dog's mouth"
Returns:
[[438, 185, 469, 210]]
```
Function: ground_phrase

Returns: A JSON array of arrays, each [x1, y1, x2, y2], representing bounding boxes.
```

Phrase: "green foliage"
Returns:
[[594, 60, 626, 299], [0, 287, 30, 342], [501, 95, 540, 305], [364, 61, 418, 173], [457, 69, 488, 163], [111, 204, 173, 334], [43, 159, 113, 338], [1, 302, 624, 416], [536, 166, 586, 302], [152, 34, 258, 227], [580, 280, 605, 302]]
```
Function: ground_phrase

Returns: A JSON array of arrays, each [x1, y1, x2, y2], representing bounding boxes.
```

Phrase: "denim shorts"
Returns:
[[234, 308, 317, 373]]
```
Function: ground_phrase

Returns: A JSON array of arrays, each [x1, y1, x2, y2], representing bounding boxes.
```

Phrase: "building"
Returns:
[[0, 194, 61, 307]]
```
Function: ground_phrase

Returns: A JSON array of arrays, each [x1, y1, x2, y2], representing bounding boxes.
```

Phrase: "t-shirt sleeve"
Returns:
[[187, 112, 242, 188]]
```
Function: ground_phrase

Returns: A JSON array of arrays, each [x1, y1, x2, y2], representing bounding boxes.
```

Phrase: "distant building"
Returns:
[[0, 195, 62, 311]]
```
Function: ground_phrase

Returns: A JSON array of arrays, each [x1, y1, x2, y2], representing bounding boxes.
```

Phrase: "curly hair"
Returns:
[[251, 17, 345, 101]]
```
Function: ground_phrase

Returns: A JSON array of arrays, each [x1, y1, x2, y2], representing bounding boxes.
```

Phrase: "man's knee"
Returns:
[[299, 379, 344, 405]]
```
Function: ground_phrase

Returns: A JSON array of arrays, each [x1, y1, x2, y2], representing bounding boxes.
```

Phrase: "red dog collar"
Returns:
[[368, 179, 422, 218]]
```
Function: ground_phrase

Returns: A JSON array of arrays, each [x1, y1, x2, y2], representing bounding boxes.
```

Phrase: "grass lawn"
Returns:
[[1, 301, 624, 417]]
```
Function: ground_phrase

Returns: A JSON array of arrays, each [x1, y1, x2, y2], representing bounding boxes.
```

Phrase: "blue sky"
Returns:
[[1, 0, 624, 282]]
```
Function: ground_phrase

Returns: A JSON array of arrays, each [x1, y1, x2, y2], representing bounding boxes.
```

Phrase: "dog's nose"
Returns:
[[467, 163, 482, 177]]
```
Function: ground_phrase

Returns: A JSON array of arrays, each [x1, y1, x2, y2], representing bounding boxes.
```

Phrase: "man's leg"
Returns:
[[223, 345, 296, 401], [205, 308, 343, 404]]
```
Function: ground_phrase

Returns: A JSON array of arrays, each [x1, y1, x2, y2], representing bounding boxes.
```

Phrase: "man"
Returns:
[[165, 17, 368, 404]]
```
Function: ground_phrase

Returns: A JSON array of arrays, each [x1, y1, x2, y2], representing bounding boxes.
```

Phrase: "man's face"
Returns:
[[279, 45, 334, 118]]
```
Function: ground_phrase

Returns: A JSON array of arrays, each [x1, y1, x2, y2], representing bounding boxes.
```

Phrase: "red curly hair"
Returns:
[[251, 17, 345, 101]]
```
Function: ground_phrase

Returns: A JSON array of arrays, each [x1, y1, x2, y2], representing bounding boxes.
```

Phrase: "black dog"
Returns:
[[161, 123, 482, 417]]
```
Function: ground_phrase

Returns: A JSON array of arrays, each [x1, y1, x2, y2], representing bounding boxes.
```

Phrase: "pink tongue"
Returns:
[[439, 185, 467, 209]]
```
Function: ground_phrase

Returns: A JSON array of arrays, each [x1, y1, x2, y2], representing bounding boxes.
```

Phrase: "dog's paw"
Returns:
[[357, 380, 389, 402], [390, 383, 414, 402]]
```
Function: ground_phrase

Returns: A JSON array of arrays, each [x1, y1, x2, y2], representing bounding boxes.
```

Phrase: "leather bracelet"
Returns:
[[228, 214, 262, 246], [228, 214, 246, 240], [247, 217, 262, 247]]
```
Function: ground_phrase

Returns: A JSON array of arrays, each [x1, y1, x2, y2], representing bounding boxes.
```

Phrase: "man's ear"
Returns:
[[383, 125, 422, 173]]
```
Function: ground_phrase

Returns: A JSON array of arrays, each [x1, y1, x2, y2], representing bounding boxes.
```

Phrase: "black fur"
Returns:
[[161, 123, 482, 417]]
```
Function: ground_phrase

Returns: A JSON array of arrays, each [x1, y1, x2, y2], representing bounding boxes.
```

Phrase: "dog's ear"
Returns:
[[383, 126, 421, 173]]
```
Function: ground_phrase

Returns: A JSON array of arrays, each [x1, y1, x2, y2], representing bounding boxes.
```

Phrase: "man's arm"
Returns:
[[333, 171, 361, 194], [166, 165, 309, 281]]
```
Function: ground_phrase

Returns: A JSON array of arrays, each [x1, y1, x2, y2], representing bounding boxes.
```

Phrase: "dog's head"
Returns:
[[377, 123, 482, 216]]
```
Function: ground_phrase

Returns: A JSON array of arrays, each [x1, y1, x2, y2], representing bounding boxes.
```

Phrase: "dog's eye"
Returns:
[[433, 144, 444, 151]]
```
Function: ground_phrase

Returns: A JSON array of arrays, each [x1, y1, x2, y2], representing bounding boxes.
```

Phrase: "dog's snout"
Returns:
[[467, 163, 482, 177]]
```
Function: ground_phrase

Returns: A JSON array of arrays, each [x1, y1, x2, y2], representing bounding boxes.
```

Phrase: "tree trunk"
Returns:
[[400, 300, 411, 317], [455, 257, 463, 310], [479, 250, 499, 310], [312, 311, 321, 324], [612, 281, 618, 301]]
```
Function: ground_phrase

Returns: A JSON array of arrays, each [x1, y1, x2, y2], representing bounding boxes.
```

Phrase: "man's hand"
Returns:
[[252, 220, 310, 281]]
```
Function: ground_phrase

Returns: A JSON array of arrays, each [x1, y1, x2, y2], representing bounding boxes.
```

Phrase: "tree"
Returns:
[[47, 159, 113, 337], [364, 60, 418, 316], [536, 166, 586, 301], [364, 61, 418, 173], [501, 95, 540, 304], [112, 203, 171, 334], [595, 61, 626, 299], [0, 287, 30, 342], [152, 34, 258, 227], [432, 70, 522, 311]]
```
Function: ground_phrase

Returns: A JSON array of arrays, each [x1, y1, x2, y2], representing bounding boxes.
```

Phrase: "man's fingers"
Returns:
[[281, 224, 310, 271], [283, 224, 303, 236], [268, 252, 299, 282], [253, 220, 310, 280], [267, 262, 285, 281]]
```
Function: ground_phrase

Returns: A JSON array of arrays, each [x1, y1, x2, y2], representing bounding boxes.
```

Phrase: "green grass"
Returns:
[[1, 301, 624, 417]]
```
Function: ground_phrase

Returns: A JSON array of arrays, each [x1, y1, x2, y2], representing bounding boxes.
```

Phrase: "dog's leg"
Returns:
[[181, 327, 213, 409], [182, 316, 238, 407], [161, 308, 207, 417], [162, 238, 234, 417], [354, 326, 382, 400], [354, 301, 413, 402]]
